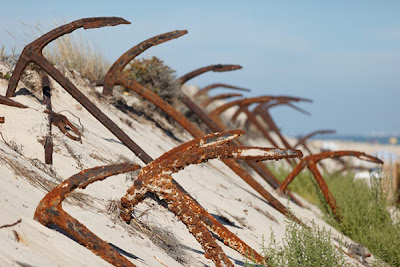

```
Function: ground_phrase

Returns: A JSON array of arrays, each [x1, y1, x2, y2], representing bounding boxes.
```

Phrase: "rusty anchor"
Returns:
[[208, 96, 274, 130], [176, 68, 305, 207], [101, 31, 301, 217], [121, 130, 303, 266], [204, 96, 303, 205], [252, 97, 312, 150], [3, 17, 155, 164], [279, 151, 383, 221], [194, 83, 251, 98], [34, 163, 140, 267], [200, 92, 243, 108], [98, 30, 303, 261], [294, 129, 336, 154], [293, 129, 337, 173]]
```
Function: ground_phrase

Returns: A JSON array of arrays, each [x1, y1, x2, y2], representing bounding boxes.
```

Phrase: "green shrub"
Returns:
[[245, 219, 347, 267], [123, 56, 182, 104], [271, 163, 400, 265], [320, 175, 400, 266]]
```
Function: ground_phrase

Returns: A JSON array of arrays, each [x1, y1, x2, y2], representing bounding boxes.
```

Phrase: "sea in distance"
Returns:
[[309, 133, 400, 146]]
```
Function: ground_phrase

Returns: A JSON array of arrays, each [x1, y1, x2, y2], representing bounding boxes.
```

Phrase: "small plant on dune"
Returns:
[[319, 173, 400, 266], [245, 218, 347, 267], [123, 56, 182, 105]]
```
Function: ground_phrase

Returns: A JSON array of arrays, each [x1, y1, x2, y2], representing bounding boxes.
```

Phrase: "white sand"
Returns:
[[0, 63, 380, 266]]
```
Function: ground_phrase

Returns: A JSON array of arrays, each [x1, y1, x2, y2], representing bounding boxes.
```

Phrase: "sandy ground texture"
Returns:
[[0, 62, 384, 266]]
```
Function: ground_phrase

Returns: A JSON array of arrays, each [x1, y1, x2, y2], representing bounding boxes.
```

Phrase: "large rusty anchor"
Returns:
[[34, 163, 140, 267], [3, 17, 155, 163], [121, 130, 302, 266], [279, 151, 383, 221], [101, 32, 302, 217]]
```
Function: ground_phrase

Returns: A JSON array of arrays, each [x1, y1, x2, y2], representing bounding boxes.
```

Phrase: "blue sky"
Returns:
[[1, 1, 399, 136]]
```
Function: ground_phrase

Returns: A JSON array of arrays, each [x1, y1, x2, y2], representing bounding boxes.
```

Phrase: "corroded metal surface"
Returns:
[[279, 151, 383, 221], [179, 92, 302, 208], [209, 97, 297, 167], [3, 18, 153, 163], [177, 64, 242, 85], [34, 163, 140, 267], [101, 33, 297, 219], [121, 131, 302, 265], [194, 83, 250, 98], [200, 93, 243, 108], [0, 117, 4, 124]]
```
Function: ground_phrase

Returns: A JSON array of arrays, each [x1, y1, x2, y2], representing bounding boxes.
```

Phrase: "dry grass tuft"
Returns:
[[43, 32, 109, 82]]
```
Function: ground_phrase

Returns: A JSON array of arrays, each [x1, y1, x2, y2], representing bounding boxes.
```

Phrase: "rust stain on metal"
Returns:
[[194, 83, 250, 98], [34, 163, 140, 267], [3, 18, 154, 164], [98, 31, 297, 263], [209, 96, 297, 167], [177, 64, 242, 85], [121, 131, 302, 265], [100, 33, 295, 220], [200, 93, 243, 108], [176, 92, 303, 211], [279, 151, 383, 221], [0, 117, 4, 124]]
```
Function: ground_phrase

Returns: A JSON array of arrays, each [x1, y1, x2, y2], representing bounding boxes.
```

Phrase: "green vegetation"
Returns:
[[270, 165, 320, 204], [320, 175, 400, 266], [271, 164, 400, 266], [245, 219, 346, 267]]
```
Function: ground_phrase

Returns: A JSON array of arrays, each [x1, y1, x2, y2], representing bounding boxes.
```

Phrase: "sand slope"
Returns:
[[0, 64, 377, 266]]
